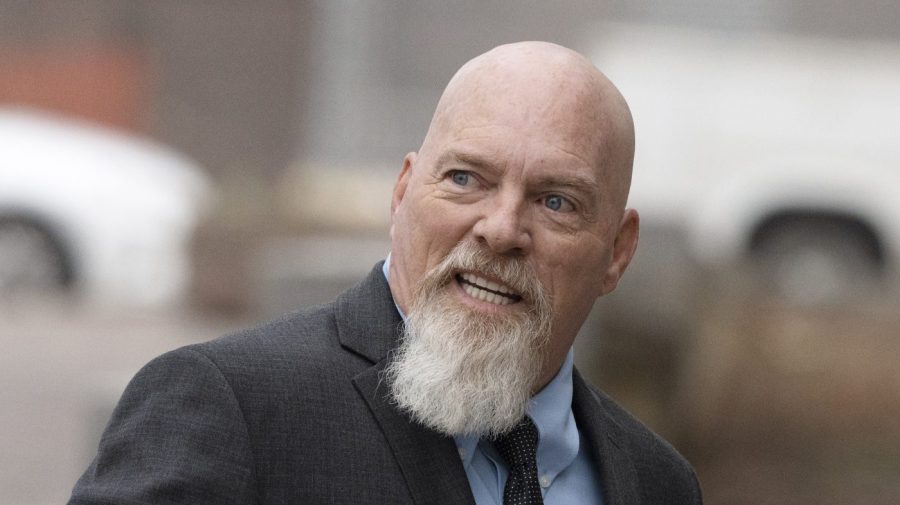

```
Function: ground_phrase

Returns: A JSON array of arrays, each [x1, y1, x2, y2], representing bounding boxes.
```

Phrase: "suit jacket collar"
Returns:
[[336, 264, 641, 505], [334, 261, 402, 363], [573, 369, 641, 505], [337, 263, 477, 505]]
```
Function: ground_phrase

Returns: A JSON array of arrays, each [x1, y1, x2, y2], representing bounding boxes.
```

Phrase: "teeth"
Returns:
[[459, 273, 518, 306], [461, 273, 515, 293]]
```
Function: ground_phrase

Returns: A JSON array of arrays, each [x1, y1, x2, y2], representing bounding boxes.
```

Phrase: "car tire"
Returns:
[[0, 217, 73, 297], [749, 217, 883, 305]]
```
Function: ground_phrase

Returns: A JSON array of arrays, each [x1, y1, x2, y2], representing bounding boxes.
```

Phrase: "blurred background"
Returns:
[[1, 1, 898, 504]]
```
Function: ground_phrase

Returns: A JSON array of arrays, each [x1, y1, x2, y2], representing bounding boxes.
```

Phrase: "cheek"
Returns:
[[395, 194, 471, 272], [420, 212, 471, 266], [538, 234, 611, 299]]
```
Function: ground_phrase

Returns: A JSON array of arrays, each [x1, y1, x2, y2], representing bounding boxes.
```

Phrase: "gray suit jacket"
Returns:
[[70, 263, 701, 504]]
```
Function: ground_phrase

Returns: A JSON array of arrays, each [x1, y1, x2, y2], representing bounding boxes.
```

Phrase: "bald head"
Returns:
[[388, 42, 641, 397], [421, 41, 635, 211]]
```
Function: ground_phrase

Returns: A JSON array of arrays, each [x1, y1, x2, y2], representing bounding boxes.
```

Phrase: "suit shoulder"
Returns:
[[70, 345, 257, 504], [195, 303, 341, 363], [574, 375, 703, 504]]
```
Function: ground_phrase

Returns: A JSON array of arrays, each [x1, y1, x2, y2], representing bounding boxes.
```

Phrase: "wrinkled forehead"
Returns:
[[428, 71, 622, 194]]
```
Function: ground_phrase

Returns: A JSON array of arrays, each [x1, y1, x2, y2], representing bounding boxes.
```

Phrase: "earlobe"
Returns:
[[600, 209, 640, 295], [391, 152, 416, 217]]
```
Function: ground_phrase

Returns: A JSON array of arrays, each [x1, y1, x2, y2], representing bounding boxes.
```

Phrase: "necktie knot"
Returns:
[[494, 417, 539, 469]]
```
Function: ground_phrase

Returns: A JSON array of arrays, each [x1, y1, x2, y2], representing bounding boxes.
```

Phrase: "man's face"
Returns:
[[389, 77, 638, 389]]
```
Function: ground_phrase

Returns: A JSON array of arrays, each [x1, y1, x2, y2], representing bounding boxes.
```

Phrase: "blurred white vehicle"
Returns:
[[0, 108, 213, 307], [588, 24, 900, 330]]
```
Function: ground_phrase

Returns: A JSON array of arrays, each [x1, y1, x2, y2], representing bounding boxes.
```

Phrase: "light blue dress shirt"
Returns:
[[382, 256, 604, 504]]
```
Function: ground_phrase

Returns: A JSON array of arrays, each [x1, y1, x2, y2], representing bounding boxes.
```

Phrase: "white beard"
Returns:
[[385, 242, 552, 437]]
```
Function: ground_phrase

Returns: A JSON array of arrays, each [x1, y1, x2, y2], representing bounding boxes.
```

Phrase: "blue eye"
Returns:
[[450, 171, 470, 186], [545, 195, 565, 211]]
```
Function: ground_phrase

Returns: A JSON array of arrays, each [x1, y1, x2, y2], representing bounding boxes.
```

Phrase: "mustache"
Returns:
[[417, 241, 547, 306]]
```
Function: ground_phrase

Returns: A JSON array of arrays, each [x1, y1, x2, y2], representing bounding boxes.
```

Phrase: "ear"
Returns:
[[390, 152, 416, 238], [599, 208, 640, 296]]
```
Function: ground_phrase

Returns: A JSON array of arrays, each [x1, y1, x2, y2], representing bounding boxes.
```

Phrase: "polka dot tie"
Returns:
[[493, 417, 544, 505]]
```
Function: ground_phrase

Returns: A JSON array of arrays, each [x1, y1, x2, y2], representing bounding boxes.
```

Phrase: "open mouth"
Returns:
[[456, 272, 523, 306]]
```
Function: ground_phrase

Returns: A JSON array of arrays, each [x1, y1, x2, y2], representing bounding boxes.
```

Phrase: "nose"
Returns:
[[472, 193, 532, 256]]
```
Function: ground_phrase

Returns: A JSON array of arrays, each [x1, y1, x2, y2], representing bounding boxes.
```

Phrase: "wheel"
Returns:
[[749, 217, 883, 305], [0, 217, 73, 297]]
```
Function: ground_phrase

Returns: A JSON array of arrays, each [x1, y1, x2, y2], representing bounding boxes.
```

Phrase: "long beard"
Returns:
[[385, 241, 552, 437]]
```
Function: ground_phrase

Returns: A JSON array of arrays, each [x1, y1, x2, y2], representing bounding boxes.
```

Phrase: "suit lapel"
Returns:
[[353, 363, 476, 505], [334, 262, 402, 363], [572, 371, 641, 505], [336, 264, 476, 505]]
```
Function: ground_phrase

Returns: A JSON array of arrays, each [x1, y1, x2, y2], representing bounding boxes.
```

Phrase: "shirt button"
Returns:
[[539, 475, 551, 488]]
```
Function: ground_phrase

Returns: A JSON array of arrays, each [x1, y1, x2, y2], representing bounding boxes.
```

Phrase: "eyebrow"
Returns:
[[535, 170, 599, 190], [434, 149, 501, 175]]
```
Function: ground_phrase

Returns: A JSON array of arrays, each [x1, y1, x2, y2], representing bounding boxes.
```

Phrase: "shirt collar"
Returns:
[[453, 350, 579, 483], [382, 253, 392, 282], [527, 347, 579, 484], [383, 253, 406, 318]]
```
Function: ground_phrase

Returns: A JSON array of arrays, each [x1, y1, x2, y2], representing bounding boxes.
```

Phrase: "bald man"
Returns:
[[70, 42, 702, 505]]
